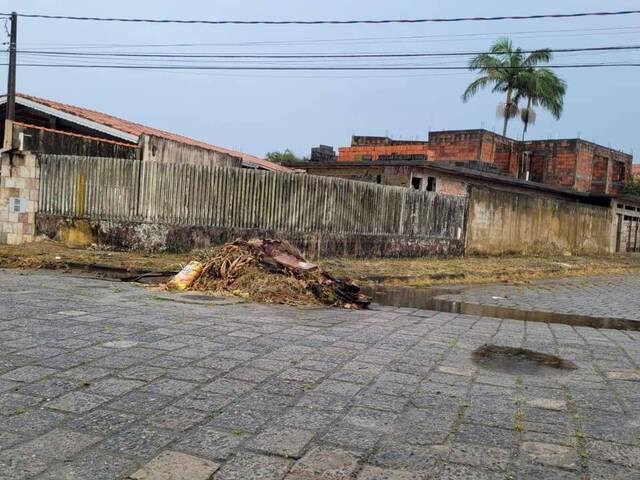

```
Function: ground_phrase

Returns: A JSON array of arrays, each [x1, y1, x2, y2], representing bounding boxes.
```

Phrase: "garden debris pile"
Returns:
[[185, 239, 370, 308]]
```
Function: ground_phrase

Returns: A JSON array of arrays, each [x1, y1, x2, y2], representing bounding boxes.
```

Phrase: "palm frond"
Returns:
[[462, 76, 493, 102]]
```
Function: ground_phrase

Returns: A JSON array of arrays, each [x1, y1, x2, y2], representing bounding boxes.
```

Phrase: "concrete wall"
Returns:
[[34, 155, 467, 257], [36, 216, 465, 258], [0, 152, 39, 244], [466, 186, 614, 255], [139, 134, 242, 168], [300, 164, 468, 197]]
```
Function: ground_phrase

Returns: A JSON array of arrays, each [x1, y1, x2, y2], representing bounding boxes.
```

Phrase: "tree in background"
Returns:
[[462, 38, 555, 137], [265, 149, 304, 164], [517, 67, 566, 140]]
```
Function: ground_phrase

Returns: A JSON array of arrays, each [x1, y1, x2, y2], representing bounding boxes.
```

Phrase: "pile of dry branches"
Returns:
[[191, 239, 369, 309]]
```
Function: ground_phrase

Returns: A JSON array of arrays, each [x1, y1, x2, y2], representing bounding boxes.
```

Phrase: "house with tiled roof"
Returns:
[[633, 164, 640, 179], [0, 93, 292, 173]]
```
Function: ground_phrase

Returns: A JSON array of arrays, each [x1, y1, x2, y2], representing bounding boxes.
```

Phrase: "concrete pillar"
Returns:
[[0, 151, 40, 244]]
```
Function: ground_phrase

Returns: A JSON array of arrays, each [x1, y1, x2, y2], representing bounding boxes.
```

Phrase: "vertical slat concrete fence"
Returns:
[[37, 155, 467, 256]]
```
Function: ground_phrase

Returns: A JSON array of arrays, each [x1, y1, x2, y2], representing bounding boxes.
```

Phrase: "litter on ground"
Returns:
[[166, 239, 370, 309]]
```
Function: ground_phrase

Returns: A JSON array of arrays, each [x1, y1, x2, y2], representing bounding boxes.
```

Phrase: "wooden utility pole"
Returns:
[[6, 12, 17, 121]]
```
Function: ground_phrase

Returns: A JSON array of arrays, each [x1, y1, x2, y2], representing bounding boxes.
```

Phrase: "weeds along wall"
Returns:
[[36, 155, 467, 257]]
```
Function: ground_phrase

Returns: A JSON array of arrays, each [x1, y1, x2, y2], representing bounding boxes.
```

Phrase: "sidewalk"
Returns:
[[0, 269, 638, 479]]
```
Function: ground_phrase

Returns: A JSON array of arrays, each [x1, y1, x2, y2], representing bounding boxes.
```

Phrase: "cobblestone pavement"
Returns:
[[439, 274, 640, 321], [0, 269, 639, 480]]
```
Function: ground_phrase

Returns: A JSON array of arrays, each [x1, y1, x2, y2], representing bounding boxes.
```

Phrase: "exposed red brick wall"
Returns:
[[334, 129, 632, 195], [337, 145, 434, 162], [590, 155, 608, 194], [437, 178, 467, 196]]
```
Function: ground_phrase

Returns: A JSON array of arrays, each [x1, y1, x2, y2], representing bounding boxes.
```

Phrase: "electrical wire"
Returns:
[[16, 45, 640, 59], [2, 10, 640, 25], [5, 62, 640, 70]]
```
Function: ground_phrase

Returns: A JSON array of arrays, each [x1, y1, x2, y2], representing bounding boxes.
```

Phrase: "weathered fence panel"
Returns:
[[37, 155, 467, 256]]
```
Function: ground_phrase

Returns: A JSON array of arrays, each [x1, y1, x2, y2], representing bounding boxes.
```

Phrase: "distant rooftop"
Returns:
[[0, 93, 293, 173]]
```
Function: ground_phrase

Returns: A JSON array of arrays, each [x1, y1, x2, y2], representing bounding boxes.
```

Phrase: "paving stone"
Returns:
[[47, 390, 109, 413], [0, 391, 42, 414], [108, 391, 173, 415], [208, 405, 274, 433], [214, 451, 292, 480], [516, 463, 580, 480], [586, 439, 640, 468], [449, 443, 511, 472], [201, 377, 256, 396], [102, 339, 139, 348], [118, 365, 167, 381], [129, 450, 220, 480], [288, 446, 361, 479], [86, 377, 145, 396], [103, 424, 176, 457], [371, 441, 446, 472], [455, 423, 518, 449], [0, 449, 48, 480], [67, 408, 139, 434], [357, 465, 428, 479], [247, 426, 315, 458], [175, 390, 232, 411], [314, 380, 363, 397], [37, 445, 139, 480], [0, 365, 58, 382], [0, 430, 24, 450], [176, 427, 244, 460], [343, 407, 398, 433], [2, 408, 69, 434], [278, 407, 339, 431], [525, 398, 567, 411], [141, 378, 198, 396], [436, 463, 505, 480], [321, 424, 382, 451], [11, 428, 100, 460], [520, 441, 577, 470], [148, 406, 209, 431], [18, 377, 79, 398], [57, 365, 112, 381], [589, 460, 640, 480]]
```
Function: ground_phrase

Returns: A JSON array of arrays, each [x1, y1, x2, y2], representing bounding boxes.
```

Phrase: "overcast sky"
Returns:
[[2, 0, 638, 162]]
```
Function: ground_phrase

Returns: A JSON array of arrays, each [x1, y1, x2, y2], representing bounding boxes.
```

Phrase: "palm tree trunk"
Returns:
[[522, 97, 532, 141], [502, 88, 512, 137]]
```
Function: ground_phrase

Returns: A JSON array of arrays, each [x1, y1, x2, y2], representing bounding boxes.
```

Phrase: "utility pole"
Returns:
[[6, 12, 17, 121]]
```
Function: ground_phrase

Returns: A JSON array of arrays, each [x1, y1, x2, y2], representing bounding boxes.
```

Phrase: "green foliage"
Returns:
[[265, 149, 303, 164], [462, 38, 561, 137], [622, 176, 640, 196]]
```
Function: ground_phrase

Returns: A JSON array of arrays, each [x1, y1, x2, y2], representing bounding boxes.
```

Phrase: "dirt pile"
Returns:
[[188, 239, 370, 309]]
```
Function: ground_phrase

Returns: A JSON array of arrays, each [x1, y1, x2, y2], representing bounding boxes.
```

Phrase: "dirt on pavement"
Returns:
[[1, 239, 640, 288]]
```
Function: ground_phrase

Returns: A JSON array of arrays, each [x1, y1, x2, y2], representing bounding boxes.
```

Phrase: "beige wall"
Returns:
[[0, 152, 40, 244], [139, 134, 242, 168], [466, 186, 614, 255]]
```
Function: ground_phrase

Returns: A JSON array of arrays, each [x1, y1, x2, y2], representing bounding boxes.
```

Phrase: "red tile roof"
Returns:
[[633, 164, 640, 178], [15, 93, 293, 173]]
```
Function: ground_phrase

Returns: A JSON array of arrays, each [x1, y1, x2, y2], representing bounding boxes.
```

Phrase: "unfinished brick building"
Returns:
[[332, 129, 632, 195]]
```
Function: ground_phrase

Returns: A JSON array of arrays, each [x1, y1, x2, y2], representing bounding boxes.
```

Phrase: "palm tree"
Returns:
[[517, 68, 566, 140], [462, 38, 553, 137]]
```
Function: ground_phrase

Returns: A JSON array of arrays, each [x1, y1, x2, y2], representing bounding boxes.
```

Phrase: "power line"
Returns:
[[3, 10, 640, 25], [6, 62, 640, 70], [16, 45, 640, 59], [17, 26, 640, 50]]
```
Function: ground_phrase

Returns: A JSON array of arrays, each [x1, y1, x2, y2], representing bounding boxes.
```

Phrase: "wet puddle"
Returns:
[[472, 344, 576, 376], [363, 285, 640, 331]]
